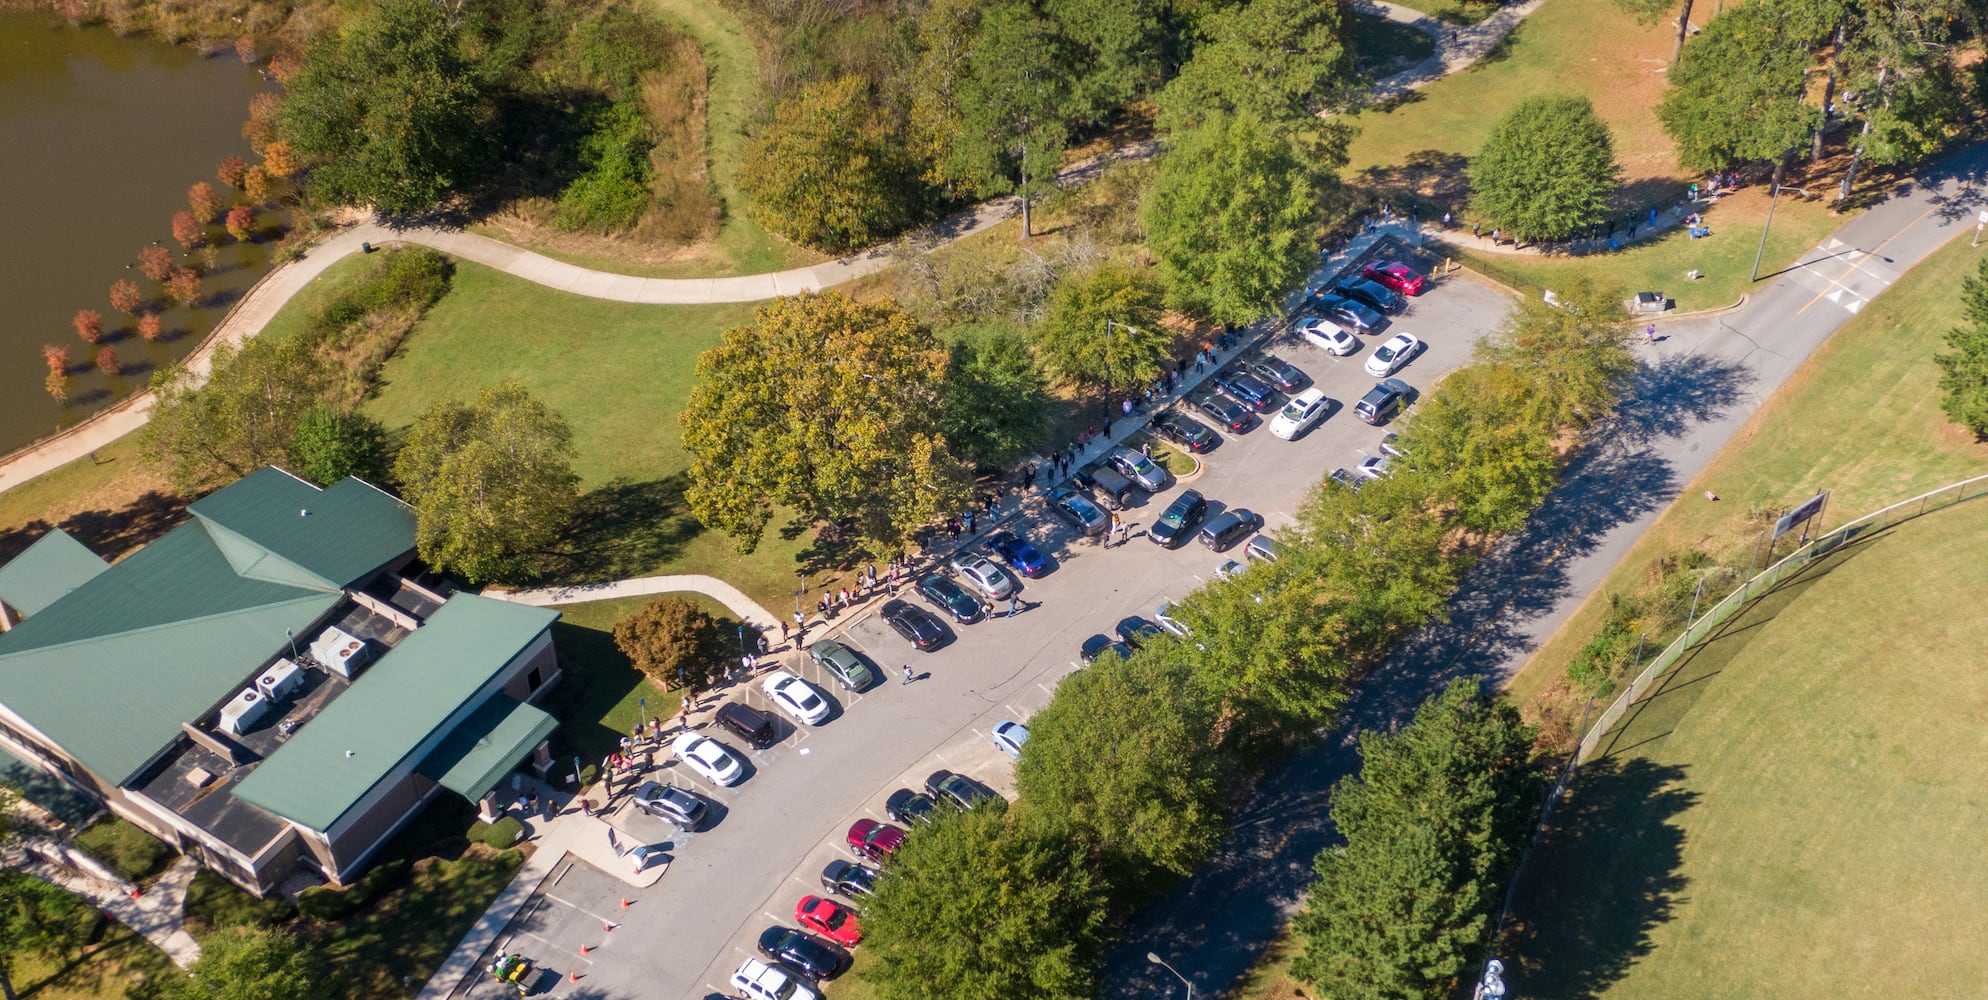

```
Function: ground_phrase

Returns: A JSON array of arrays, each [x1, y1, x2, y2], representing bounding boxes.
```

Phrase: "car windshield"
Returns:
[[820, 907, 846, 930], [1160, 506, 1187, 527], [1063, 494, 1100, 518], [1280, 399, 1310, 420], [1376, 344, 1398, 361]]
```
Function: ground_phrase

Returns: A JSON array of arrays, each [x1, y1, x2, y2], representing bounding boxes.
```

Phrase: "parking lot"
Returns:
[[454, 263, 1517, 1000]]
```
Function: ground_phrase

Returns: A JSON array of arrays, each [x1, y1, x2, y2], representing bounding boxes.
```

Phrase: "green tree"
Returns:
[[392, 382, 580, 584], [1937, 257, 1988, 438], [741, 75, 923, 252], [680, 292, 974, 555], [0, 869, 91, 1000], [146, 926, 337, 1000], [859, 807, 1106, 1000], [275, 0, 493, 214], [1290, 679, 1547, 999], [612, 595, 724, 692], [1479, 273, 1637, 429], [143, 337, 337, 492], [1171, 552, 1358, 733], [938, 323, 1052, 468], [1042, 0, 1172, 117], [1145, 112, 1320, 325], [1809, 0, 1975, 198], [1294, 471, 1461, 653], [1657, 5, 1821, 173], [288, 405, 390, 487], [1015, 651, 1229, 878], [1155, 0, 1356, 133], [1397, 364, 1560, 535], [1031, 263, 1170, 397], [1469, 96, 1621, 243], [947, 0, 1083, 238]]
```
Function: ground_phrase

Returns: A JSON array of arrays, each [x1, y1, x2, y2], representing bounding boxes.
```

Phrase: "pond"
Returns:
[[0, 15, 276, 457]]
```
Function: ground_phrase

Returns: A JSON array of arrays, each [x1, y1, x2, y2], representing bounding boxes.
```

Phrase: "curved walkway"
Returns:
[[484, 575, 780, 631]]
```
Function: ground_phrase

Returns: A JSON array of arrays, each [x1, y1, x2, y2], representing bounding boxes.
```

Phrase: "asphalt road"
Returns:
[[1096, 145, 1988, 1000], [455, 271, 1520, 999]]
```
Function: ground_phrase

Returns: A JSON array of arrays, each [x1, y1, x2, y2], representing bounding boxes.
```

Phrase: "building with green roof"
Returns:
[[0, 468, 563, 896]]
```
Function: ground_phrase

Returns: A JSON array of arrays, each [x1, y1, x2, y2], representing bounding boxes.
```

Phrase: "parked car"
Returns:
[[1356, 455, 1392, 480], [1192, 392, 1254, 432], [819, 859, 879, 901], [1361, 259, 1429, 296], [1364, 332, 1423, 377], [762, 671, 831, 726], [1080, 633, 1133, 663], [1244, 534, 1281, 564], [991, 720, 1029, 759], [1298, 316, 1359, 356], [795, 896, 862, 948], [673, 733, 745, 786], [757, 926, 848, 981], [1115, 615, 1165, 648], [948, 553, 1018, 601], [716, 701, 778, 749], [1107, 446, 1170, 492], [1269, 388, 1331, 440], [1150, 411, 1219, 453], [1215, 559, 1245, 580], [809, 640, 874, 692], [924, 770, 1001, 810], [916, 573, 984, 623], [985, 531, 1048, 577], [733, 957, 822, 1000], [1334, 277, 1406, 314], [846, 818, 906, 862], [1148, 489, 1207, 549], [1250, 355, 1308, 392], [1212, 370, 1278, 411], [1353, 378, 1413, 425], [880, 599, 947, 650], [1379, 432, 1407, 458], [1074, 464, 1136, 510], [1199, 508, 1264, 551], [885, 788, 940, 827], [632, 781, 707, 828], [1316, 293, 1384, 333], [1329, 467, 1365, 491], [1049, 488, 1111, 537], [1154, 602, 1191, 638]]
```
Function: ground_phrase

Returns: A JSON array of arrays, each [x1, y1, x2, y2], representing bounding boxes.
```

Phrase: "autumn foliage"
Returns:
[[171, 210, 204, 249], [95, 346, 120, 375], [218, 155, 249, 189], [226, 204, 255, 242], [166, 267, 203, 305], [234, 36, 257, 64], [138, 245, 175, 282], [243, 165, 275, 204], [42, 344, 70, 373], [109, 278, 142, 315], [189, 182, 222, 224], [73, 309, 103, 344], [46, 370, 70, 403], [260, 140, 298, 179], [138, 313, 163, 342]]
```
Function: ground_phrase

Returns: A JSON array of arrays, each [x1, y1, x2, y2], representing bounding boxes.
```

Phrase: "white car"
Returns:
[[1379, 432, 1407, 457], [673, 733, 744, 786], [1364, 333, 1423, 377], [732, 957, 821, 1000], [1244, 534, 1281, 563], [991, 720, 1030, 759], [1356, 455, 1392, 480], [1299, 317, 1359, 356], [1215, 559, 1244, 580], [948, 553, 1017, 601], [1154, 601, 1191, 638], [1269, 388, 1331, 440], [762, 671, 831, 726]]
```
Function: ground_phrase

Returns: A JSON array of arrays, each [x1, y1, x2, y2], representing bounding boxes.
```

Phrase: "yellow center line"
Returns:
[[1795, 202, 1937, 315]]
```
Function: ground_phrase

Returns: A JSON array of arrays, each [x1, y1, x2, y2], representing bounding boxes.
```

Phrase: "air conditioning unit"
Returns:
[[257, 658, 303, 702], [218, 687, 268, 735], [310, 626, 371, 679]]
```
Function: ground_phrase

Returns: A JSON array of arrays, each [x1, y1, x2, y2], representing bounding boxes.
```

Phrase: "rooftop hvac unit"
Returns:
[[218, 687, 268, 735], [310, 626, 371, 679], [256, 658, 304, 701]]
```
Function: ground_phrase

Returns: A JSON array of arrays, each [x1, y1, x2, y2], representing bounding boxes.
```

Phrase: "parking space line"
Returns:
[[541, 892, 618, 926]]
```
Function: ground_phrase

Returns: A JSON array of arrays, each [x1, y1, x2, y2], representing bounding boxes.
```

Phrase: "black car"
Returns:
[[1334, 277, 1405, 315], [885, 788, 940, 827], [1192, 392, 1253, 432], [1212, 371, 1278, 411], [1115, 616, 1166, 648], [1316, 294, 1384, 333], [1149, 489, 1207, 549], [1249, 355, 1308, 392], [1199, 508, 1264, 551], [1149, 410, 1219, 453], [820, 859, 880, 900], [757, 926, 848, 981], [924, 770, 1002, 810], [916, 573, 985, 623], [880, 599, 947, 650], [1080, 633, 1133, 664]]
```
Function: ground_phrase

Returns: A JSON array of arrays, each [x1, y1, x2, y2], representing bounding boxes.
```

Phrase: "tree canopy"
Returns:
[[144, 926, 338, 1000], [1657, 3, 1821, 171], [741, 75, 925, 252], [1156, 0, 1357, 134], [392, 381, 580, 585], [937, 322, 1053, 468], [612, 595, 726, 692], [944, 0, 1085, 237], [143, 337, 336, 493], [680, 292, 974, 554], [1478, 273, 1637, 429], [1469, 95, 1621, 243], [1396, 364, 1561, 535], [1031, 263, 1171, 396], [1938, 256, 1988, 439], [288, 405, 390, 488]]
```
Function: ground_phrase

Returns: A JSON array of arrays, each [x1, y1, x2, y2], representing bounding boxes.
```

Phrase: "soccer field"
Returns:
[[1508, 499, 1988, 999]]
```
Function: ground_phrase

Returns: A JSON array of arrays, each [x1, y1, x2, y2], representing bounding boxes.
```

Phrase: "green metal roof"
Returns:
[[188, 468, 416, 589], [417, 695, 557, 802], [232, 594, 558, 832], [0, 530, 107, 618]]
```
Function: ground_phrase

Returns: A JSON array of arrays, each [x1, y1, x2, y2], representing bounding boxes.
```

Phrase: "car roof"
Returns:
[[1205, 509, 1247, 528], [1290, 387, 1328, 406]]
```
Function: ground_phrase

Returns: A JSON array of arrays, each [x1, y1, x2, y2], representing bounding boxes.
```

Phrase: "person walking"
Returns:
[[1008, 595, 1022, 617], [1645, 324, 1657, 344], [901, 664, 914, 685]]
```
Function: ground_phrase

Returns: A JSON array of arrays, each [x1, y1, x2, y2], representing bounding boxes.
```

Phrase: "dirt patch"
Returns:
[[0, 469, 188, 567]]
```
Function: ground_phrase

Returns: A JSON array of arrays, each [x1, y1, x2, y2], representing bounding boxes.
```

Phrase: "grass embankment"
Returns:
[[1507, 502, 1988, 998], [1379, 0, 1501, 25]]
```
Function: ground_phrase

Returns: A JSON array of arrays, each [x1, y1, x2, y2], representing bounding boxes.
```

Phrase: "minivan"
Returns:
[[1074, 465, 1137, 510], [1354, 378, 1412, 425], [715, 701, 777, 749]]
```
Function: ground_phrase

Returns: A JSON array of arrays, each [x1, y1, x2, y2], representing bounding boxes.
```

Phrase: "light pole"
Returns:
[[1146, 952, 1195, 1000]]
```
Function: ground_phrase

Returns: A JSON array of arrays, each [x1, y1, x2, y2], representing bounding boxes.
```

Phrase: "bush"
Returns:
[[295, 862, 401, 922], [466, 816, 525, 850], [72, 817, 175, 882], [183, 870, 298, 931], [612, 595, 723, 691], [556, 99, 655, 232]]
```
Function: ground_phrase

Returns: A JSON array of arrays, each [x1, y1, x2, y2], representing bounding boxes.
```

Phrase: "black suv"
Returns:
[[820, 859, 880, 900], [916, 574, 985, 623], [1115, 616, 1165, 648], [885, 788, 940, 826], [1149, 489, 1207, 549], [1080, 633, 1132, 664], [757, 926, 848, 980], [1334, 277, 1405, 315], [715, 702, 777, 749], [1212, 371, 1278, 411], [924, 770, 1002, 810], [1199, 508, 1263, 552], [1149, 411, 1219, 453]]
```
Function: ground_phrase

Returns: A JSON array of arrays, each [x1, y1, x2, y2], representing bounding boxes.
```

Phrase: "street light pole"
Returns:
[[1146, 952, 1195, 1000]]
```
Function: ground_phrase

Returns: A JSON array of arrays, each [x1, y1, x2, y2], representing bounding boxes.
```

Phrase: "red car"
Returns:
[[1361, 260, 1428, 296], [846, 818, 906, 862], [795, 894, 862, 947]]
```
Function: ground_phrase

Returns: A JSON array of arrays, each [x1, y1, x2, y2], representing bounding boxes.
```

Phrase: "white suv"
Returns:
[[732, 958, 821, 1000]]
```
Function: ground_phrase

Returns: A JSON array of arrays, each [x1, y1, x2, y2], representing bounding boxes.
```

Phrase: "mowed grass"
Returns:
[[1506, 235, 1988, 708], [1508, 503, 1988, 999]]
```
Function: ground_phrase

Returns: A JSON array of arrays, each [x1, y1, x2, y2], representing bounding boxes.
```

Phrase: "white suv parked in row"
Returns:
[[732, 957, 820, 1000]]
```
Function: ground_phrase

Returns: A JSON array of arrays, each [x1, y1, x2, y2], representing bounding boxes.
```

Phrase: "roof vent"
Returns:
[[185, 767, 216, 789], [300, 508, 310, 517]]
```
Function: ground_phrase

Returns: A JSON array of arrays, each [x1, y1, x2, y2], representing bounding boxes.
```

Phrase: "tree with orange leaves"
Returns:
[[137, 313, 163, 341], [171, 211, 204, 249], [109, 278, 142, 315], [218, 154, 249, 189], [138, 245, 174, 282], [260, 141, 298, 179], [73, 310, 103, 344], [243, 165, 275, 204], [95, 346, 120, 375], [189, 182, 222, 224], [166, 267, 202, 305], [225, 205, 255, 242], [42, 344, 70, 372]]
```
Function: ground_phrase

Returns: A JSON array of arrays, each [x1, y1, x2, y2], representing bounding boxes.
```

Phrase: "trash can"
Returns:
[[1633, 291, 1668, 313]]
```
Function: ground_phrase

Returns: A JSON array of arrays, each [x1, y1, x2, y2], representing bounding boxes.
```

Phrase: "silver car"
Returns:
[[1154, 601, 1191, 638], [1107, 446, 1169, 492], [948, 553, 1017, 600], [808, 639, 874, 691]]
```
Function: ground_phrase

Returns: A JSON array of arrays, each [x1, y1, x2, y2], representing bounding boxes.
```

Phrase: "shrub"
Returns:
[[467, 816, 525, 850], [555, 99, 654, 232], [612, 595, 723, 691], [183, 870, 297, 931], [295, 862, 400, 921]]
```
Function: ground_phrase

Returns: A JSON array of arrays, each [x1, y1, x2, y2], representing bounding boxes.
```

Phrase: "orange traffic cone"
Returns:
[[569, 971, 584, 983], [578, 943, 592, 956], [130, 889, 142, 900], [619, 898, 632, 909], [604, 920, 617, 932]]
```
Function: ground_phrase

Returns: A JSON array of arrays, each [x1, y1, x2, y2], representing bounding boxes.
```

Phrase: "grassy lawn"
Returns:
[[1350, 12, 1436, 79], [1507, 502, 1988, 998], [3, 919, 184, 1000], [1507, 235, 1988, 711], [1381, 0, 1500, 25], [319, 844, 525, 997], [72, 816, 175, 884], [539, 594, 739, 763]]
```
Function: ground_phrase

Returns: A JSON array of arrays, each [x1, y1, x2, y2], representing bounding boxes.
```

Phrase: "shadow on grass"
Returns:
[[0, 489, 190, 566], [534, 474, 702, 585], [1355, 149, 1471, 203], [542, 620, 654, 764], [1505, 755, 1695, 999]]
